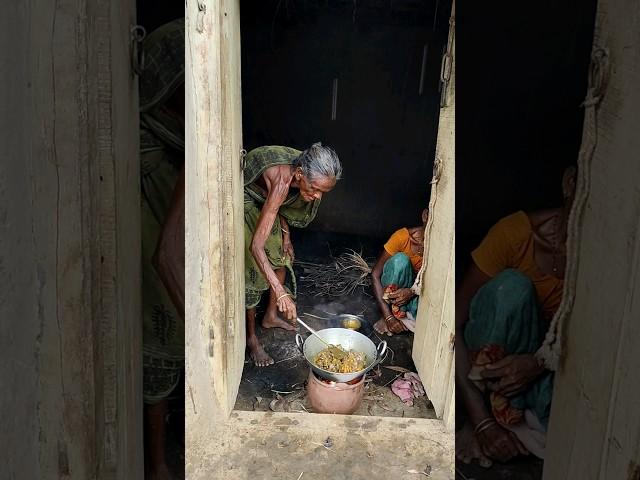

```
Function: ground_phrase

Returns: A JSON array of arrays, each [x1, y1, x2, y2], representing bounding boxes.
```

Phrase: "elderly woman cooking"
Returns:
[[244, 144, 343, 367]]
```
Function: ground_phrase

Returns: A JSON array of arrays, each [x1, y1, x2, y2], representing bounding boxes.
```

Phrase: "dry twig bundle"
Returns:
[[296, 249, 373, 297]]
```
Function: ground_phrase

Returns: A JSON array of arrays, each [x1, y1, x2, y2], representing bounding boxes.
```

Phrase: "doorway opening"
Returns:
[[235, 0, 452, 419], [455, 1, 598, 479]]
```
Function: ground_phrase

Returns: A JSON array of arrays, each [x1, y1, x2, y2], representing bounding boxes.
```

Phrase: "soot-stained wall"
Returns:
[[456, 1, 597, 277], [241, 0, 451, 238]]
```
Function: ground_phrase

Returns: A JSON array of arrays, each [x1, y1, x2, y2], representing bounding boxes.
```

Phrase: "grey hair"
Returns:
[[294, 142, 343, 182]]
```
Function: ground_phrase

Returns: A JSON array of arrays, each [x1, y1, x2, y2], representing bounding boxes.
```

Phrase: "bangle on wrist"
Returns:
[[474, 418, 497, 434], [276, 292, 290, 303], [475, 421, 497, 435]]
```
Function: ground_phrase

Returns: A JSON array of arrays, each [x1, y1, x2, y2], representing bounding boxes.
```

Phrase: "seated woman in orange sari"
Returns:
[[372, 208, 428, 336]]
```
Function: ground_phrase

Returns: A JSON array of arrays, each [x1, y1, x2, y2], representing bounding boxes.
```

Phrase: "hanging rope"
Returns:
[[412, 7, 455, 296], [412, 157, 442, 296], [535, 46, 610, 371]]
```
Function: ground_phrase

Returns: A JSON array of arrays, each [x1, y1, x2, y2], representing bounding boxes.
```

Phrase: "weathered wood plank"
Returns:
[[108, 0, 143, 477], [185, 0, 244, 466], [1, 0, 142, 478], [219, 0, 245, 415], [543, 0, 640, 478], [413, 8, 455, 423]]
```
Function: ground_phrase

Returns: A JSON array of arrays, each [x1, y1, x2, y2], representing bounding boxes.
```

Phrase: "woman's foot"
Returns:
[[456, 422, 493, 468], [261, 310, 296, 331], [374, 318, 393, 336], [247, 336, 274, 367]]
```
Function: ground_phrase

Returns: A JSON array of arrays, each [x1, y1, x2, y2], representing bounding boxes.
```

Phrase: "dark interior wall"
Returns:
[[456, 1, 598, 278], [136, 0, 183, 33], [241, 0, 451, 238]]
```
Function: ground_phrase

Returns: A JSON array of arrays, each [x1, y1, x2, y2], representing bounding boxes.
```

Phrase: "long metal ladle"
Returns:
[[296, 317, 347, 360]]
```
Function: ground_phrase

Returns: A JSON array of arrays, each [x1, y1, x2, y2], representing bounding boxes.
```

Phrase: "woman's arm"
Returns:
[[249, 169, 296, 320], [280, 215, 294, 262], [153, 165, 185, 320], [371, 250, 407, 333], [371, 250, 393, 319]]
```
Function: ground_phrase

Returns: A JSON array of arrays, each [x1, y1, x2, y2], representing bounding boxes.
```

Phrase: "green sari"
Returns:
[[244, 146, 321, 308], [139, 18, 184, 405]]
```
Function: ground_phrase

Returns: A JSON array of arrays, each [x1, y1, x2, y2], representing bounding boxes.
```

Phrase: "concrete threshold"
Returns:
[[188, 410, 454, 480]]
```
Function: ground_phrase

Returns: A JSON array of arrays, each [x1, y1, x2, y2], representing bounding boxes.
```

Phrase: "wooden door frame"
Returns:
[[184, 4, 457, 473], [185, 0, 245, 452]]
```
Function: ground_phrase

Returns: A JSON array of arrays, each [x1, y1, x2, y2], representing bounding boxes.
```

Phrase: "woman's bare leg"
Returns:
[[262, 268, 295, 331], [246, 307, 274, 367]]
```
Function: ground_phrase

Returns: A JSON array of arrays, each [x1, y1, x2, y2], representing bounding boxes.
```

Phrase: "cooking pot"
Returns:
[[295, 327, 387, 383]]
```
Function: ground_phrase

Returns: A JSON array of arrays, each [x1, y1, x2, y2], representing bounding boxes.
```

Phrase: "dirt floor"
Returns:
[[234, 230, 437, 420]]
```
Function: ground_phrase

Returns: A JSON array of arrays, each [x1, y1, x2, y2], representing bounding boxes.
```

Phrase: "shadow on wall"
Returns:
[[241, 0, 452, 238]]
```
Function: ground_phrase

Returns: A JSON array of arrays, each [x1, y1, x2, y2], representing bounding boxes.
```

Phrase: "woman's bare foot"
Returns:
[[261, 310, 296, 331], [456, 422, 493, 468], [374, 318, 393, 336], [147, 464, 174, 480], [247, 336, 274, 367]]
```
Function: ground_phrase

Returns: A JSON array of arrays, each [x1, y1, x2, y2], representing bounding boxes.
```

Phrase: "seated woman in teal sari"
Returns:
[[244, 144, 342, 366], [372, 208, 428, 336], [456, 166, 577, 468]]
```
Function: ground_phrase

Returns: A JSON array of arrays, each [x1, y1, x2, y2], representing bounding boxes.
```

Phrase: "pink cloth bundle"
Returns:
[[391, 372, 425, 406]]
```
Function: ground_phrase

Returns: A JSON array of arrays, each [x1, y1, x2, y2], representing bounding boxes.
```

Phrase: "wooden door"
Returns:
[[412, 1, 456, 431], [543, 0, 640, 477], [2, 0, 142, 478], [185, 0, 244, 453]]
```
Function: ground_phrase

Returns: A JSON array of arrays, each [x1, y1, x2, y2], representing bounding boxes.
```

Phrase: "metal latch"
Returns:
[[439, 14, 455, 108], [240, 148, 247, 171], [431, 157, 443, 185], [130, 25, 146, 76]]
